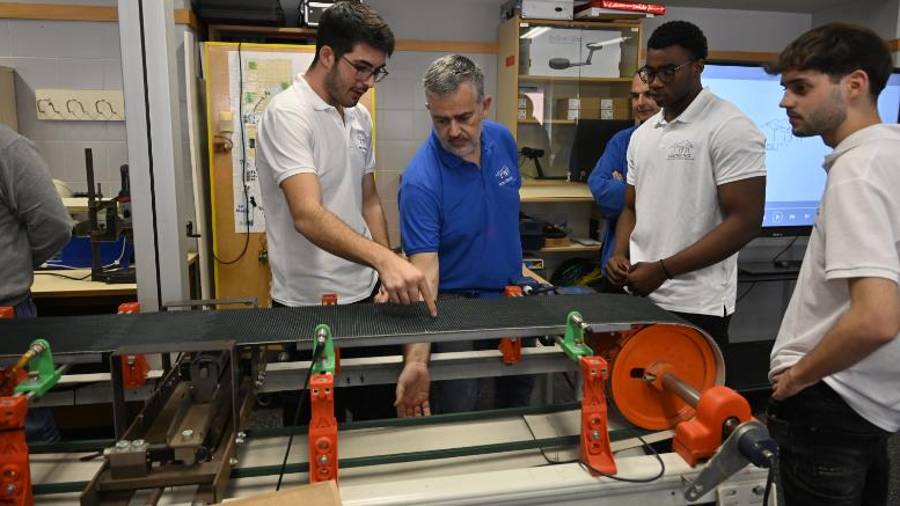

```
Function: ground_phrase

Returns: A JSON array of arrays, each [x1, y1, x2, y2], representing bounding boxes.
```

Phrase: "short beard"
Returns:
[[324, 65, 355, 108], [794, 86, 847, 138]]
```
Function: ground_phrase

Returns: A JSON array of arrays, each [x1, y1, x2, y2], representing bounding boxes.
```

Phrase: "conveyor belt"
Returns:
[[0, 294, 689, 358]]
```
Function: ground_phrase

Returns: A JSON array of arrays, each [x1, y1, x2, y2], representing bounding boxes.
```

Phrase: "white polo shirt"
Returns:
[[770, 124, 900, 432], [256, 74, 378, 306], [626, 88, 766, 317]]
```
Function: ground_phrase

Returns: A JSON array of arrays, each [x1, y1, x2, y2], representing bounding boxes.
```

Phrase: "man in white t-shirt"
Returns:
[[256, 2, 435, 421], [256, 1, 435, 316], [766, 23, 899, 505], [607, 21, 766, 348]]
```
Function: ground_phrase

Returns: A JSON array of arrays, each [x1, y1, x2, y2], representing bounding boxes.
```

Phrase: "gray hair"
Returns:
[[423, 54, 485, 101]]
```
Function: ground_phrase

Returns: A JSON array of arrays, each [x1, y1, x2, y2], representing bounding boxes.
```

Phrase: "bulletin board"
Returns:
[[203, 42, 375, 306]]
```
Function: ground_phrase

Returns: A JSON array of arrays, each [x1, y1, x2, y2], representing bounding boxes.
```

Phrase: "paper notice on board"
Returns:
[[227, 51, 313, 233]]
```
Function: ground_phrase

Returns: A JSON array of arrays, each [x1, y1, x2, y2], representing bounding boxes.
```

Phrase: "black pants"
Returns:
[[670, 310, 731, 351], [273, 289, 399, 422], [766, 382, 892, 505]]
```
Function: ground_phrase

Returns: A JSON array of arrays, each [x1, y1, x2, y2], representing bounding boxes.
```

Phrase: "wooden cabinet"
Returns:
[[497, 16, 642, 274]]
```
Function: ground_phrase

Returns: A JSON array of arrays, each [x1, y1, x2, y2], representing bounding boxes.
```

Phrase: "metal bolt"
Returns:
[[115, 440, 130, 450], [237, 431, 246, 439], [229, 457, 239, 466], [318, 455, 329, 466], [5, 484, 16, 496], [131, 439, 146, 448], [591, 431, 601, 441], [255, 380, 264, 388], [182, 429, 194, 440]]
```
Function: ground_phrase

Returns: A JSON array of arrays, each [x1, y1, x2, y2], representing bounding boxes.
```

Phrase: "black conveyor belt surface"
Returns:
[[0, 294, 687, 357]]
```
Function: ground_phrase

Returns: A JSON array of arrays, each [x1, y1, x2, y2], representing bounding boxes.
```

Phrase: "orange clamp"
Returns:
[[308, 373, 338, 483], [579, 356, 617, 476], [0, 396, 32, 506], [116, 302, 141, 314], [0, 307, 14, 320], [116, 303, 148, 389], [673, 385, 752, 466], [499, 286, 524, 365]]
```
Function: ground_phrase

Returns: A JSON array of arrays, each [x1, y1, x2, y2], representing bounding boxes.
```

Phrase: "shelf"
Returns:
[[520, 181, 594, 202], [519, 75, 633, 84], [519, 118, 576, 125], [518, 19, 642, 29], [537, 244, 602, 253]]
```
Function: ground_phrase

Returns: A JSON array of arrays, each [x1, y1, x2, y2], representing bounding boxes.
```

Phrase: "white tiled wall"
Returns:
[[374, 51, 498, 247], [0, 19, 126, 195]]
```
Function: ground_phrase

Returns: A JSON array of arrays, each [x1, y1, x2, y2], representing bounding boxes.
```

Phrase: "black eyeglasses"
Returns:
[[341, 56, 389, 83], [638, 60, 694, 84]]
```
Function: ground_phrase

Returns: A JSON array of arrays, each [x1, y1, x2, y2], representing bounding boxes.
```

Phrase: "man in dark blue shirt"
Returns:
[[587, 73, 660, 290], [397, 55, 525, 416]]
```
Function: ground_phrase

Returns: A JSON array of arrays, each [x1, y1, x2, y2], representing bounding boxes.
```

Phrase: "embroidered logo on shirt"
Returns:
[[354, 130, 368, 151], [666, 140, 695, 160], [496, 165, 515, 186]]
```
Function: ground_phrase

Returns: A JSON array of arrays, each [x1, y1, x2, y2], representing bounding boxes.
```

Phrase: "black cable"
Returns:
[[213, 42, 251, 265], [771, 236, 798, 264], [763, 452, 784, 506], [521, 414, 579, 465], [588, 429, 666, 483], [35, 271, 92, 281], [275, 343, 326, 491]]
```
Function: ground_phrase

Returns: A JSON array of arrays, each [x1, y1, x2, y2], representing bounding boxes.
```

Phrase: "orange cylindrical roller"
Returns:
[[607, 324, 724, 431]]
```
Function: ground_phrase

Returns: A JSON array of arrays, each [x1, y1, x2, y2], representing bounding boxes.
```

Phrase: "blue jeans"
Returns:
[[14, 294, 61, 443], [766, 382, 892, 505]]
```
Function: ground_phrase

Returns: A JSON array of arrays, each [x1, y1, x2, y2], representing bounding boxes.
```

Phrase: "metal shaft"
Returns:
[[661, 372, 701, 408]]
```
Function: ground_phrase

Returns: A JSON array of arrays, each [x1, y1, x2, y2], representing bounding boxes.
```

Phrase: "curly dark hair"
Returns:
[[647, 21, 708, 61], [313, 1, 395, 65], [766, 22, 891, 100]]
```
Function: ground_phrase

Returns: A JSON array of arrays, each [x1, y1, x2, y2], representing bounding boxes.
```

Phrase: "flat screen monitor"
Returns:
[[703, 63, 900, 236]]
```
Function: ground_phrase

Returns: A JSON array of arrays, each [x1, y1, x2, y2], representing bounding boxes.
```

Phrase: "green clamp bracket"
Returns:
[[310, 324, 336, 375], [558, 311, 595, 362], [14, 339, 62, 398]]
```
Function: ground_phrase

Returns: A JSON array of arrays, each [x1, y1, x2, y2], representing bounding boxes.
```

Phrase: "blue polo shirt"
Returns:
[[587, 125, 637, 274], [400, 120, 522, 294]]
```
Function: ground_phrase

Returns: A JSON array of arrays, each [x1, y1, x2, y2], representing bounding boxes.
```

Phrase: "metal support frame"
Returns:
[[117, 0, 190, 312]]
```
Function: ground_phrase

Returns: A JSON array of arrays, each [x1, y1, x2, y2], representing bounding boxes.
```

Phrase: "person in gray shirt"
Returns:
[[0, 124, 71, 312], [0, 124, 71, 442]]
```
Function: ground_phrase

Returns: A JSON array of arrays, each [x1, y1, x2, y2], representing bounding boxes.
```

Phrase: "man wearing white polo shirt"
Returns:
[[767, 23, 899, 505], [256, 1, 435, 316], [607, 21, 766, 348], [256, 2, 434, 421]]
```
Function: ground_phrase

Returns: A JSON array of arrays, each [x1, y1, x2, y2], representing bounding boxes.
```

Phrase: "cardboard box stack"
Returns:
[[555, 97, 630, 120]]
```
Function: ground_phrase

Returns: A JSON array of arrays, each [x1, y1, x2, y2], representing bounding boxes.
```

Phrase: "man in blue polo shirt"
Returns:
[[395, 55, 526, 416], [587, 72, 659, 292]]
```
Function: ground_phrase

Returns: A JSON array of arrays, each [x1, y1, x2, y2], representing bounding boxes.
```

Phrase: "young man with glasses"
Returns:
[[606, 21, 766, 349], [256, 1, 435, 314], [256, 1, 435, 420]]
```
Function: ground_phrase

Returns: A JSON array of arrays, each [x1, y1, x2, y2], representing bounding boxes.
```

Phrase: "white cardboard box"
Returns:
[[522, 28, 623, 78], [521, 0, 573, 20]]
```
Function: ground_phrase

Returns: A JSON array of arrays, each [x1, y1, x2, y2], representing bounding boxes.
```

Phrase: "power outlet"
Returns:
[[35, 89, 125, 121]]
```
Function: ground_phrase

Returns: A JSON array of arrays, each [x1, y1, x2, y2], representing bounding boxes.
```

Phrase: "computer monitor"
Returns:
[[568, 119, 635, 182], [703, 63, 900, 237]]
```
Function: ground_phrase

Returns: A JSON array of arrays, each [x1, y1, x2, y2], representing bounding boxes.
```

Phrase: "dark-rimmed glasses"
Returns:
[[638, 60, 694, 84], [342, 56, 389, 83]]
